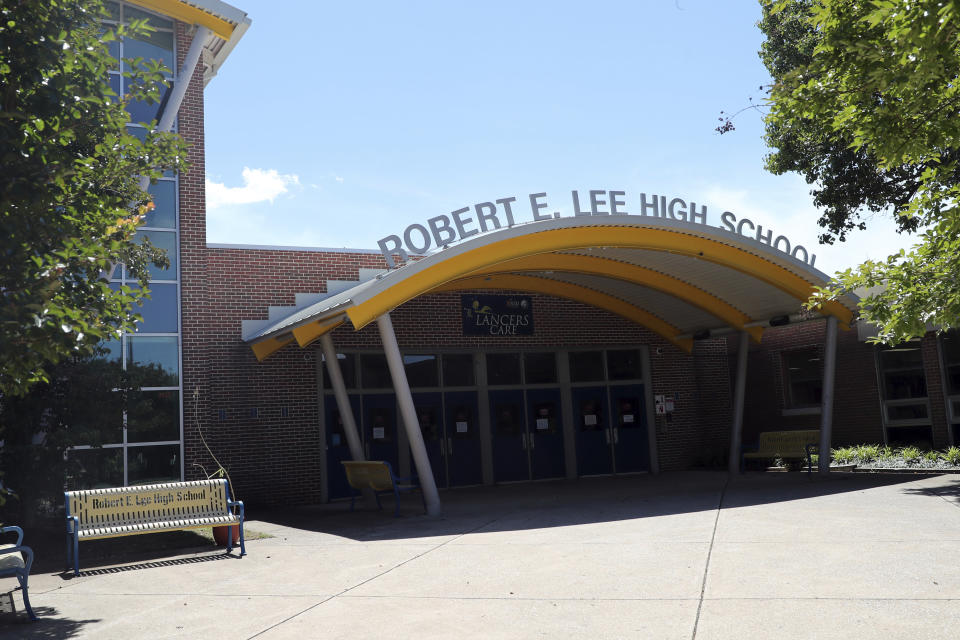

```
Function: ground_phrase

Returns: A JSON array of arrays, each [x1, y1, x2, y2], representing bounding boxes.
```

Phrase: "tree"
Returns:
[[758, 0, 960, 342], [0, 0, 188, 396]]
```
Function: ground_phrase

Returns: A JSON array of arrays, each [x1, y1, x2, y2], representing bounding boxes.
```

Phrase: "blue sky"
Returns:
[[202, 0, 911, 276]]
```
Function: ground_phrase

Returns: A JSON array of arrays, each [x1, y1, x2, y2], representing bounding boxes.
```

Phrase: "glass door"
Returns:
[[490, 389, 529, 482], [526, 387, 566, 479], [445, 390, 483, 486], [362, 393, 399, 470], [412, 392, 445, 488], [610, 384, 648, 473], [325, 394, 361, 500], [573, 386, 613, 476]]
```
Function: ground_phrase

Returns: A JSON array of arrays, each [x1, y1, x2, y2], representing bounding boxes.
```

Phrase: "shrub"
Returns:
[[901, 446, 922, 464], [923, 450, 941, 463], [944, 447, 960, 466], [878, 446, 895, 461], [854, 444, 880, 463], [832, 447, 855, 464]]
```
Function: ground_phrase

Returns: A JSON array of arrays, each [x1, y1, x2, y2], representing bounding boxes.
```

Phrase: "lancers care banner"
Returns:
[[461, 295, 534, 336]]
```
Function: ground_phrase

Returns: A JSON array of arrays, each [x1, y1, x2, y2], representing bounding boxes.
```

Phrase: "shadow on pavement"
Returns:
[[59, 549, 239, 580], [253, 470, 947, 542], [0, 606, 99, 639]]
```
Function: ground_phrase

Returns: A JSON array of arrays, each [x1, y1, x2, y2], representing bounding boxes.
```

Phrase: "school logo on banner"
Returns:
[[461, 295, 533, 336]]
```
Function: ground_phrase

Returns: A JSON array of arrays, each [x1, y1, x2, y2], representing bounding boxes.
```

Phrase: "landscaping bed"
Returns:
[[765, 445, 960, 474]]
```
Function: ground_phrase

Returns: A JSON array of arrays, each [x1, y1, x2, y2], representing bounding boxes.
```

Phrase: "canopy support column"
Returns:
[[320, 334, 364, 463], [728, 331, 749, 474], [377, 313, 442, 516], [138, 25, 210, 191], [818, 316, 838, 474]]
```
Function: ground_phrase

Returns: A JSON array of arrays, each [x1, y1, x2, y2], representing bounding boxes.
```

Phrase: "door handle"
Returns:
[[604, 429, 611, 444], [529, 432, 535, 449], [521, 433, 527, 450], [614, 427, 619, 444], [447, 437, 453, 455]]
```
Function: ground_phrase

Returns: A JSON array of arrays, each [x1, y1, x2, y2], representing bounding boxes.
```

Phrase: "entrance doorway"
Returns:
[[570, 349, 650, 476]]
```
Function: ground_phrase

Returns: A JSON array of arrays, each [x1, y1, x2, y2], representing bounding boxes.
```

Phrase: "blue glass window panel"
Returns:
[[129, 230, 176, 281], [123, 6, 174, 31], [68, 448, 124, 490], [127, 444, 180, 485], [144, 181, 176, 229], [99, 336, 122, 363], [126, 125, 147, 142], [126, 89, 164, 125], [122, 31, 174, 76], [104, 1, 121, 22], [108, 74, 121, 101], [128, 283, 178, 333], [127, 390, 180, 443], [127, 336, 179, 386]]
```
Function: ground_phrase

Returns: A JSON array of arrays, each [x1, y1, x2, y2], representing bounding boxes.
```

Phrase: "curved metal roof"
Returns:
[[241, 216, 859, 360]]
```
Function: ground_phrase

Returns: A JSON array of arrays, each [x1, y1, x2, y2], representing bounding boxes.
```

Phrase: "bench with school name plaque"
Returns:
[[64, 479, 245, 575]]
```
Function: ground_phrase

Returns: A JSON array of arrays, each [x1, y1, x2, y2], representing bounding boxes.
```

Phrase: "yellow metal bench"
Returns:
[[64, 479, 244, 576], [742, 429, 820, 475], [342, 461, 425, 517]]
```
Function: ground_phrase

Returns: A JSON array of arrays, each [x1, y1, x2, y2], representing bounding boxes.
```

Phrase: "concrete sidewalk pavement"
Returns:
[[3, 471, 960, 639]]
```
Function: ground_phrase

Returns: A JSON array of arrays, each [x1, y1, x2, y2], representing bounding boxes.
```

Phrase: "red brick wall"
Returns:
[[734, 318, 886, 449], [192, 247, 737, 504], [175, 21, 211, 496]]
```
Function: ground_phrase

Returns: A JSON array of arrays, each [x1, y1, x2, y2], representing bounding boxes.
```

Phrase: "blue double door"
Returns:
[[326, 391, 483, 499], [413, 391, 484, 488], [491, 388, 566, 482], [324, 394, 362, 500], [324, 393, 401, 500], [573, 384, 649, 476]]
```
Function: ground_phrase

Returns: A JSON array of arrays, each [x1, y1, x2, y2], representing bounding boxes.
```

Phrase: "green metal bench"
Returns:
[[65, 479, 245, 576], [742, 429, 820, 475]]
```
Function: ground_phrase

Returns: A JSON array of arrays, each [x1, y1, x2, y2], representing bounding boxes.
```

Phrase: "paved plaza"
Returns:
[[2, 471, 960, 639]]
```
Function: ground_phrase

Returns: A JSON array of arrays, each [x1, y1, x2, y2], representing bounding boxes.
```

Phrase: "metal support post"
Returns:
[[137, 25, 210, 191], [818, 316, 838, 474], [728, 331, 749, 474], [319, 334, 364, 462], [377, 313, 442, 516]]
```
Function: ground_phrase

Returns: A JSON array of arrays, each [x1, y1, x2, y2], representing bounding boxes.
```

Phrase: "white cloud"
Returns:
[[335, 176, 344, 183], [206, 167, 299, 209]]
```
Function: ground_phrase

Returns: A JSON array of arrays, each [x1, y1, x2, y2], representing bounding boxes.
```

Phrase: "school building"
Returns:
[[78, 1, 960, 512]]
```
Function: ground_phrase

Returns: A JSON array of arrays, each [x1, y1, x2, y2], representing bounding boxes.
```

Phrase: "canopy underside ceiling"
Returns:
[[241, 217, 859, 361]]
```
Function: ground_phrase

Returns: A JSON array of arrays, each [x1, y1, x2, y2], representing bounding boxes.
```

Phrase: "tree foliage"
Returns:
[[760, 0, 960, 342], [0, 0, 188, 396]]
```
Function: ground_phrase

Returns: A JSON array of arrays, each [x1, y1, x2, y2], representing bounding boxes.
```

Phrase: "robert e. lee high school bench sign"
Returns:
[[89, 488, 209, 510], [377, 189, 819, 269]]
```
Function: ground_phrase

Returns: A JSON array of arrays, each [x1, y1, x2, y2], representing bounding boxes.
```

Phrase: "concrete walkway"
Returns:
[[3, 471, 960, 639]]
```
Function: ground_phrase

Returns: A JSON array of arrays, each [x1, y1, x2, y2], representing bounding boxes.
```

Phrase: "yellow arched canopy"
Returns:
[[345, 226, 853, 331], [244, 218, 858, 361]]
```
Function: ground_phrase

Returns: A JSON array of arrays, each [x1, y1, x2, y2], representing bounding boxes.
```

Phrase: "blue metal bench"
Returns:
[[0, 525, 37, 621], [342, 461, 426, 517]]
